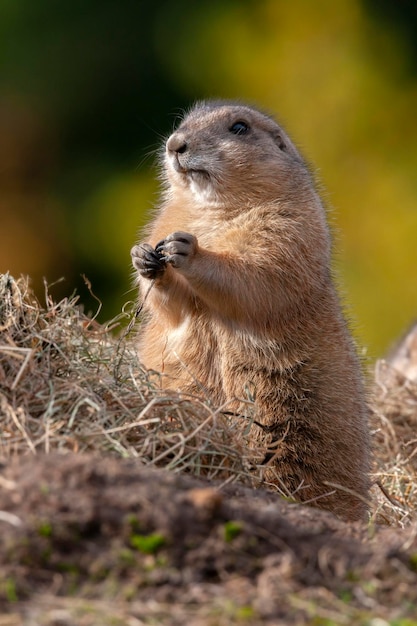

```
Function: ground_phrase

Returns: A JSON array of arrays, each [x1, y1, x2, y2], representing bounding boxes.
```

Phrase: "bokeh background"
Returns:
[[1, 0, 416, 358]]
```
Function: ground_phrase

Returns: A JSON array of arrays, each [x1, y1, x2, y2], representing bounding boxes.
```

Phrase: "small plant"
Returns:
[[235, 605, 255, 620], [38, 521, 52, 537], [130, 533, 166, 554], [223, 520, 243, 542], [408, 553, 417, 572], [126, 514, 141, 532], [4, 578, 17, 603]]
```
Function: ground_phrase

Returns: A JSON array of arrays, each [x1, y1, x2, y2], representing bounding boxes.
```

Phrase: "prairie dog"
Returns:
[[131, 101, 370, 520]]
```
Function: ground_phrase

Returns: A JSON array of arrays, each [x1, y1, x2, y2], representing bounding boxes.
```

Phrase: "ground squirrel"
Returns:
[[131, 100, 370, 521]]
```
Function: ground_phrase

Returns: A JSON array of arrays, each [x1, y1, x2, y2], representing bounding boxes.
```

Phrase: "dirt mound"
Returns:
[[1, 454, 417, 625]]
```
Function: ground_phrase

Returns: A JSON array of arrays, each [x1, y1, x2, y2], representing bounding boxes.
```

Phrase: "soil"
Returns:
[[1, 454, 416, 625]]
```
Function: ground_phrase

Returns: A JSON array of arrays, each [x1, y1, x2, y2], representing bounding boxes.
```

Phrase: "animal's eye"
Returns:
[[229, 121, 249, 135]]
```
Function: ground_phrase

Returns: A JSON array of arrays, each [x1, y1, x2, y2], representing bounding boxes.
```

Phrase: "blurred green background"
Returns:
[[1, 0, 416, 358]]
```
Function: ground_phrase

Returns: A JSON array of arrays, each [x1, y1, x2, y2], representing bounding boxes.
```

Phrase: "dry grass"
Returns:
[[1, 272, 417, 526], [0, 273, 265, 488], [371, 359, 417, 526]]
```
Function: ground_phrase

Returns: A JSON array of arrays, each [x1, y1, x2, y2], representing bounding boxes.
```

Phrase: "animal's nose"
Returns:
[[167, 132, 187, 154]]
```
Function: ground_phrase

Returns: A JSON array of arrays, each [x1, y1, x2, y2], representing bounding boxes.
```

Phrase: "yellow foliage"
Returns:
[[78, 173, 159, 272]]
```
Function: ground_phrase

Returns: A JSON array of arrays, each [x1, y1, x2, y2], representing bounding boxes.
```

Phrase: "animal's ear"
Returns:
[[271, 129, 287, 152], [271, 128, 303, 162]]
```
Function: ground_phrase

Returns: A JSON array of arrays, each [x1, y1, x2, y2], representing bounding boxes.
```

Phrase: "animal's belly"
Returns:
[[163, 316, 191, 356]]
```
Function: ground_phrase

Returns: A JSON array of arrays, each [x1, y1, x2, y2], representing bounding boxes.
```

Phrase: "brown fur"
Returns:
[[131, 101, 370, 520]]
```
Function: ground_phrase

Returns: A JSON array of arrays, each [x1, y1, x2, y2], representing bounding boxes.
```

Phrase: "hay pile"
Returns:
[[0, 273, 258, 486], [371, 358, 417, 525], [1, 273, 417, 525]]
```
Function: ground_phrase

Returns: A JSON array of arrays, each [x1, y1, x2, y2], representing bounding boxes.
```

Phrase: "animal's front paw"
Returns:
[[156, 232, 198, 271], [131, 243, 167, 280]]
